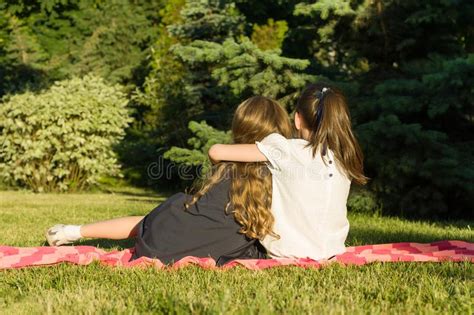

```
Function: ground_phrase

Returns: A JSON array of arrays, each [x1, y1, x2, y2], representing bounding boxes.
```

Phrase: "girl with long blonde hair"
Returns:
[[46, 96, 292, 265]]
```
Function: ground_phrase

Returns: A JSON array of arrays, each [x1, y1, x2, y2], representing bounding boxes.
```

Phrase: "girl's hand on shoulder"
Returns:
[[208, 144, 268, 164]]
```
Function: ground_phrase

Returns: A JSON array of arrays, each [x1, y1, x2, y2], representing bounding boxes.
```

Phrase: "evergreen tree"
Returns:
[[66, 0, 161, 88], [133, 0, 242, 148], [0, 0, 162, 95], [167, 0, 244, 42], [356, 55, 474, 218], [172, 38, 312, 105], [293, 0, 474, 218], [251, 18, 289, 51], [164, 120, 231, 175], [0, 3, 49, 95], [132, 0, 312, 186], [164, 37, 312, 176]]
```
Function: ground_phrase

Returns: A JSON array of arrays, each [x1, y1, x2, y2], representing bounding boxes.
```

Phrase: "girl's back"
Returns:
[[256, 133, 351, 259], [133, 178, 265, 265]]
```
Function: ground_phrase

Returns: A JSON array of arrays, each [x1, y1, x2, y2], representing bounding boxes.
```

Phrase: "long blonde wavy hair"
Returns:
[[186, 96, 293, 240]]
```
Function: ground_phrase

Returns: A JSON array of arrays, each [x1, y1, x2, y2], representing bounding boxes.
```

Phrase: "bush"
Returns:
[[0, 75, 131, 192], [347, 188, 382, 216]]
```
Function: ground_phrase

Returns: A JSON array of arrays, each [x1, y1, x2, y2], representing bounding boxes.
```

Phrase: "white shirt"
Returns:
[[256, 133, 351, 260]]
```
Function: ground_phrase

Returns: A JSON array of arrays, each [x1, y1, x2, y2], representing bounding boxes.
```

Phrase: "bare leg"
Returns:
[[80, 216, 144, 239]]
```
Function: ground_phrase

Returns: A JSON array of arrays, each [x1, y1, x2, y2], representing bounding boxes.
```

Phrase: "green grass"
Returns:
[[0, 190, 472, 314]]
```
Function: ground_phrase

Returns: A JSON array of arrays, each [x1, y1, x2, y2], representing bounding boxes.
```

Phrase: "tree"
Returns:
[[0, 4, 49, 95], [356, 55, 474, 218], [66, 0, 161, 88], [167, 0, 244, 42], [172, 38, 312, 106], [251, 19, 289, 51], [0, 0, 162, 96], [293, 0, 474, 218]]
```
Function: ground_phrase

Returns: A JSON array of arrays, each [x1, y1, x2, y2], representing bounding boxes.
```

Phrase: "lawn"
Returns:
[[0, 190, 472, 314]]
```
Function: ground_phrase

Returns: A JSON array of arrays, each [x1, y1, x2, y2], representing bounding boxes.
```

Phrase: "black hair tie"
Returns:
[[314, 87, 330, 131]]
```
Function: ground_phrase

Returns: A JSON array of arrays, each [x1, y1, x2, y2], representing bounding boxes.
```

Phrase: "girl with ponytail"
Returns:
[[209, 83, 367, 260]]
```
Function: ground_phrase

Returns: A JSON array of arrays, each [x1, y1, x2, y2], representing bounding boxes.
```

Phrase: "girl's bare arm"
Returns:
[[208, 144, 267, 164]]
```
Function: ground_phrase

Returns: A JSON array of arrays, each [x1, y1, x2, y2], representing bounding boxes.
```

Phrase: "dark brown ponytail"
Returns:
[[296, 83, 368, 185]]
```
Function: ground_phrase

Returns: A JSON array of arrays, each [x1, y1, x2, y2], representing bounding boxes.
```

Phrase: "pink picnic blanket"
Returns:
[[1, 240, 472, 270]]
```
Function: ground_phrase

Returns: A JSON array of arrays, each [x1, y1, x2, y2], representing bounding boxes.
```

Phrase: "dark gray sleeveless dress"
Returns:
[[132, 178, 267, 265]]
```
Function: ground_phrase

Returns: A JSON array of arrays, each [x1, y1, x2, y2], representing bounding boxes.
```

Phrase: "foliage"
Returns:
[[131, 0, 195, 146], [0, 8, 49, 94], [347, 188, 381, 216], [172, 37, 313, 104], [167, 0, 244, 42], [122, 0, 191, 187], [357, 55, 474, 218], [156, 0, 248, 129], [0, 0, 162, 96], [291, 0, 474, 218], [161, 2, 313, 169], [164, 121, 231, 174], [136, 0, 312, 183], [0, 75, 131, 192], [0, 0, 473, 219], [251, 19, 289, 51], [64, 1, 160, 87]]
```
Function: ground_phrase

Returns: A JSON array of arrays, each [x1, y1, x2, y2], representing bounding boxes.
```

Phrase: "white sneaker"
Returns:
[[46, 224, 81, 246]]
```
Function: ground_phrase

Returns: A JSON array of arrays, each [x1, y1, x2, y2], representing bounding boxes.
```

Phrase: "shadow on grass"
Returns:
[[125, 198, 164, 204], [347, 224, 473, 246], [78, 238, 136, 249], [114, 190, 163, 198], [108, 189, 171, 200], [40, 238, 135, 250]]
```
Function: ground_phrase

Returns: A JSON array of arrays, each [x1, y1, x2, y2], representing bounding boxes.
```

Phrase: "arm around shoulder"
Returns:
[[208, 144, 268, 164]]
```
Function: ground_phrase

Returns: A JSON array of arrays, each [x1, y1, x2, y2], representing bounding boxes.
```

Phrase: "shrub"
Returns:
[[0, 75, 132, 192], [347, 188, 382, 216]]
